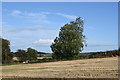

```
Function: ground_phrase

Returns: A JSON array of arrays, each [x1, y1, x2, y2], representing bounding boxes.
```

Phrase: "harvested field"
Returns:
[[2, 57, 119, 79]]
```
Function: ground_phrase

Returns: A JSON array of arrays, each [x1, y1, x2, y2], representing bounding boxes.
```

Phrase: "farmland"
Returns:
[[2, 57, 118, 79]]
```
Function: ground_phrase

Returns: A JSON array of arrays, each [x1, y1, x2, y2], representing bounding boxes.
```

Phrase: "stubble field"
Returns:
[[2, 57, 118, 79]]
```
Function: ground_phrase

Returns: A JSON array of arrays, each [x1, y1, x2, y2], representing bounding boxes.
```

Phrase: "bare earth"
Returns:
[[2, 57, 118, 78]]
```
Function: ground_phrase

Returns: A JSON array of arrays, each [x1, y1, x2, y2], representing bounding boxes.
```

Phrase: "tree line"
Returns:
[[78, 50, 119, 59], [1, 38, 119, 64], [1, 38, 38, 64]]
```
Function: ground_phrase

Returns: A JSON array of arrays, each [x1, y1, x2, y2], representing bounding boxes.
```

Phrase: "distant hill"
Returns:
[[37, 52, 52, 57]]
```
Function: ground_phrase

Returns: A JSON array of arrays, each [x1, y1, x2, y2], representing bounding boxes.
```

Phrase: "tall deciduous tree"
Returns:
[[51, 17, 86, 59], [1, 38, 13, 64]]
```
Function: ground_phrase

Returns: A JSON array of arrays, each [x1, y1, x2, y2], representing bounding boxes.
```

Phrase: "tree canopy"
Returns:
[[51, 17, 86, 59], [1, 38, 13, 64], [27, 48, 38, 61], [15, 48, 38, 62], [15, 49, 28, 62]]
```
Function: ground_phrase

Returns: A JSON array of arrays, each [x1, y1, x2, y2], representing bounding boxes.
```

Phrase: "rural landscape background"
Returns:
[[1, 2, 119, 80]]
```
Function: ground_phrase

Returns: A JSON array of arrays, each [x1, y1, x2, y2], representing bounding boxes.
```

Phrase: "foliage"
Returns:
[[37, 52, 48, 54], [77, 50, 119, 59], [1, 38, 13, 64], [15, 49, 28, 62], [51, 17, 86, 59], [27, 48, 38, 61], [15, 48, 38, 62]]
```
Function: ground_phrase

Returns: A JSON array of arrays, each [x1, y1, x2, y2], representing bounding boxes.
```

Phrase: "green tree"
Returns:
[[1, 38, 13, 64], [15, 49, 28, 62], [51, 17, 86, 59], [27, 48, 38, 61]]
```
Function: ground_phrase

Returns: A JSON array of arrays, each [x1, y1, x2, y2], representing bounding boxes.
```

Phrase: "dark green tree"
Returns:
[[15, 49, 28, 62], [27, 48, 38, 61], [1, 38, 13, 64], [51, 17, 86, 59]]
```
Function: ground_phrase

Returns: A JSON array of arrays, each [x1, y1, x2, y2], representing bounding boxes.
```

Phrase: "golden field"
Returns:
[[2, 57, 118, 78]]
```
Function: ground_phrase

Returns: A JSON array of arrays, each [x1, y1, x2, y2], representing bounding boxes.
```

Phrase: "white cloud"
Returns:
[[11, 10, 46, 18], [41, 12, 51, 15], [33, 39, 53, 45], [5, 26, 57, 33], [26, 13, 47, 18], [56, 13, 77, 19], [11, 10, 22, 16], [3, 25, 58, 52], [10, 10, 51, 24]]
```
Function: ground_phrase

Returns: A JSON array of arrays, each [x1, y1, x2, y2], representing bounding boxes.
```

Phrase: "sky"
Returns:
[[2, 2, 118, 53]]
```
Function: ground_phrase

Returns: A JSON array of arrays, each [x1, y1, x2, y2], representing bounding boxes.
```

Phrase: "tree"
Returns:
[[15, 49, 28, 62], [50, 17, 86, 59], [1, 38, 13, 64], [27, 48, 38, 61]]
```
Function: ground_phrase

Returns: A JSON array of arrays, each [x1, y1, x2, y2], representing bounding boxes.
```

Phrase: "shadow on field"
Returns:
[[2, 78, 119, 80]]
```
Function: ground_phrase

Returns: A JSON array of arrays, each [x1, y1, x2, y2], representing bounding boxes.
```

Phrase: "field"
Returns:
[[2, 57, 118, 79]]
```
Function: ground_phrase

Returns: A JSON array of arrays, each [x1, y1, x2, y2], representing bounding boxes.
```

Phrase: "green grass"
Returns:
[[44, 53, 52, 57], [1, 63, 19, 66]]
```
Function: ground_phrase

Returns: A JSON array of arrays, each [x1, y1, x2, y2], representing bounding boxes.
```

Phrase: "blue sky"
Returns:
[[2, 2, 118, 53]]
